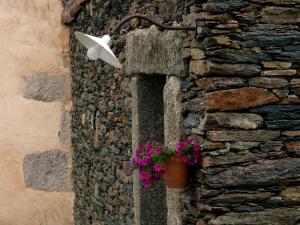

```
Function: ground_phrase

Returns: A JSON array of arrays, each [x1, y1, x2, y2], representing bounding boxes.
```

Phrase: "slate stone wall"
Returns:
[[67, 0, 300, 224], [67, 1, 193, 224], [179, 1, 300, 225]]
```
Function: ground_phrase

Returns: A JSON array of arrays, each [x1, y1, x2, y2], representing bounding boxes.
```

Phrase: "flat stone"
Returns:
[[291, 79, 300, 86], [202, 113, 263, 130], [207, 130, 280, 142], [191, 49, 205, 60], [276, 51, 300, 63], [260, 141, 283, 152], [207, 87, 279, 111], [190, 60, 208, 76], [23, 150, 71, 191], [210, 207, 300, 225], [249, 77, 288, 89], [196, 77, 245, 92], [204, 152, 268, 167], [284, 142, 300, 156], [125, 26, 184, 76], [208, 192, 273, 204], [250, 105, 300, 120], [206, 158, 300, 188], [261, 7, 300, 24], [265, 120, 300, 130], [190, 61, 261, 76], [207, 49, 271, 64], [262, 69, 297, 76], [281, 186, 300, 204], [250, 0, 300, 4], [272, 89, 289, 98], [241, 34, 300, 48], [230, 142, 260, 151], [262, 61, 292, 69], [183, 12, 234, 24], [22, 74, 70, 102], [204, 141, 225, 150], [203, 0, 249, 13]]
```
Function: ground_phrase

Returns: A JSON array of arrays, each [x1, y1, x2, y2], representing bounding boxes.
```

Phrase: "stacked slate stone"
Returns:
[[180, 0, 300, 225]]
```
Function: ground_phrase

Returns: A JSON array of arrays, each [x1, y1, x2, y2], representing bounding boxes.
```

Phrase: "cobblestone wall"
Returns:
[[67, 0, 194, 224], [67, 0, 300, 224]]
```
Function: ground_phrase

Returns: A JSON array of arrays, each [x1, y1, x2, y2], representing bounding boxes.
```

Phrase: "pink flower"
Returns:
[[139, 171, 151, 180], [153, 164, 162, 172], [176, 142, 185, 153], [139, 159, 148, 166], [182, 156, 190, 164], [155, 146, 166, 153], [143, 180, 151, 189]]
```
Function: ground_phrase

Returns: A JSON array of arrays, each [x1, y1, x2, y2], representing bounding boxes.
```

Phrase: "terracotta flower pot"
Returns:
[[164, 155, 189, 188]]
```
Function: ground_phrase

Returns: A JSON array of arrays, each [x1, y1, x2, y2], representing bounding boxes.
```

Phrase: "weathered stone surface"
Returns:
[[23, 150, 71, 191], [250, 0, 300, 4], [183, 113, 200, 128], [204, 152, 268, 167], [207, 49, 271, 64], [208, 192, 273, 204], [190, 61, 261, 76], [207, 87, 279, 111], [207, 130, 280, 142], [164, 76, 183, 148], [249, 77, 288, 89], [260, 141, 283, 152], [207, 62, 261, 77], [250, 105, 300, 120], [261, 7, 300, 24], [276, 51, 300, 63], [262, 61, 292, 69], [230, 142, 260, 151], [284, 142, 300, 156], [262, 69, 297, 76], [196, 77, 245, 92], [281, 186, 300, 204], [291, 79, 300, 87], [206, 158, 300, 188], [265, 120, 300, 130], [272, 89, 289, 98], [202, 113, 263, 130], [59, 111, 71, 148], [126, 26, 184, 76], [204, 141, 225, 150], [22, 74, 70, 102], [190, 60, 208, 76], [191, 49, 205, 60], [210, 207, 300, 225], [241, 34, 300, 48], [203, 0, 249, 13]]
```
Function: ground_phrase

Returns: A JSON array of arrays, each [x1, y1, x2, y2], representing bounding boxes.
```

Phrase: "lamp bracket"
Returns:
[[109, 14, 196, 36]]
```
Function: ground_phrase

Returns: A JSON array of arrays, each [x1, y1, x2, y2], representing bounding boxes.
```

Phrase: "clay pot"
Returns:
[[164, 155, 189, 188]]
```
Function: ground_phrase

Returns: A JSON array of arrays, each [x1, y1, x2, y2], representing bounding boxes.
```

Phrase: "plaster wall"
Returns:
[[0, 1, 73, 225]]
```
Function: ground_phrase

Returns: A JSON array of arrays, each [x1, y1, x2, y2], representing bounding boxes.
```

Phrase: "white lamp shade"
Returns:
[[74, 31, 122, 68]]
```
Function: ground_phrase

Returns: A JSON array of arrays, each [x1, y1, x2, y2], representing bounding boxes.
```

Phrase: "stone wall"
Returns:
[[179, 1, 300, 225], [0, 0, 74, 225], [67, 0, 300, 224]]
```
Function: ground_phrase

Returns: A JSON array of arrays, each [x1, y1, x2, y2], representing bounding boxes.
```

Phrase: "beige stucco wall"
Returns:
[[0, 0, 73, 225]]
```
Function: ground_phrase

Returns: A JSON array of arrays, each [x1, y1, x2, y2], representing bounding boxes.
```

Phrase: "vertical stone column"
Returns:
[[164, 76, 184, 225]]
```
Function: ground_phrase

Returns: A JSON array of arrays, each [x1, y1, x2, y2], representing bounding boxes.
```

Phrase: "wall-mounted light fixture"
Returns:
[[75, 14, 196, 68]]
